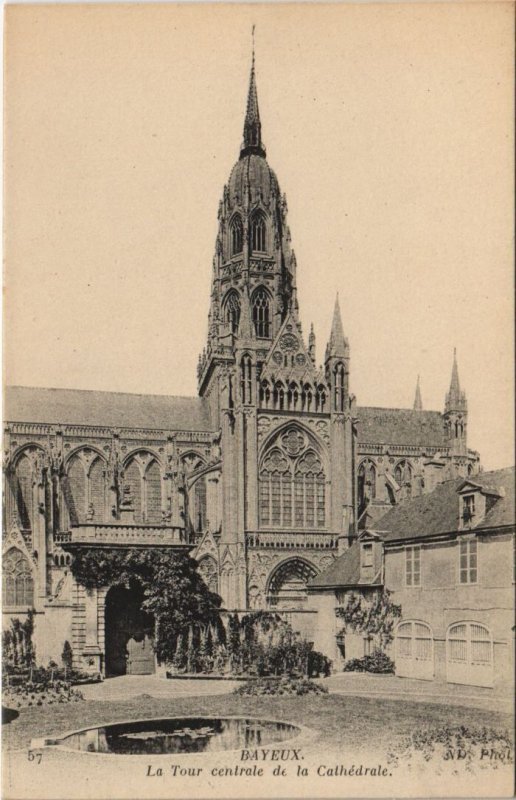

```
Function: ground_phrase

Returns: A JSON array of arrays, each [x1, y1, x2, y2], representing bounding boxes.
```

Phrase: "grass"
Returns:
[[3, 691, 513, 758]]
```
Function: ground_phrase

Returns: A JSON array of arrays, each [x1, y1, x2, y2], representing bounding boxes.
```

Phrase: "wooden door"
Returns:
[[126, 635, 155, 675]]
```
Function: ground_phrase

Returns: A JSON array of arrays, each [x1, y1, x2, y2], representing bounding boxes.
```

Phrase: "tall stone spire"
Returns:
[[445, 348, 467, 412], [241, 30, 265, 159], [326, 294, 348, 359], [413, 375, 423, 411]]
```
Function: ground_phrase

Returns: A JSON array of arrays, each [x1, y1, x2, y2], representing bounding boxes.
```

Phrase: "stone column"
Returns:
[[82, 587, 103, 674]]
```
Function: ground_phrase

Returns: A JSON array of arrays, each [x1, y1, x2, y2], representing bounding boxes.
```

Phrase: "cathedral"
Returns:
[[3, 57, 480, 674]]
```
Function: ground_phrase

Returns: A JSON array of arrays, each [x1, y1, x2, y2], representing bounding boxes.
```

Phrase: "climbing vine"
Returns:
[[335, 590, 402, 650], [70, 547, 222, 663]]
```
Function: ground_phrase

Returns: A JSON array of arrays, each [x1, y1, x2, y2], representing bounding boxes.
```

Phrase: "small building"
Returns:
[[309, 467, 515, 690]]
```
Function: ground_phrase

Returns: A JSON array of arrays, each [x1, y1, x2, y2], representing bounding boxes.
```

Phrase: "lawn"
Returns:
[[3, 691, 513, 759]]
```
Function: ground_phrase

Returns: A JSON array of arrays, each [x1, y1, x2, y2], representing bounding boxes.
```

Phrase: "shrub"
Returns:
[[388, 725, 514, 772], [343, 650, 394, 674], [62, 641, 73, 671], [233, 677, 329, 697], [3, 681, 85, 709]]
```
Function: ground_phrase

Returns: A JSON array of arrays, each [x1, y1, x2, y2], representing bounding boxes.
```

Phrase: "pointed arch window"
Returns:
[[230, 215, 243, 256], [3, 548, 34, 607], [315, 386, 327, 413], [62, 451, 106, 526], [123, 454, 162, 524], [251, 212, 267, 253], [192, 476, 207, 534], [223, 291, 241, 335], [240, 354, 253, 404], [12, 453, 35, 531], [358, 459, 377, 514], [334, 363, 346, 412], [395, 460, 413, 497], [259, 438, 326, 530], [252, 287, 271, 338]]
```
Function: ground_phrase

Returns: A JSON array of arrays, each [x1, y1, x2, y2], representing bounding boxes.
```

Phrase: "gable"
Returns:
[[260, 313, 320, 386]]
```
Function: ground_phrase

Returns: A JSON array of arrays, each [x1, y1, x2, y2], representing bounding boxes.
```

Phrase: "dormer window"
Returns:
[[462, 494, 475, 525], [362, 543, 373, 568]]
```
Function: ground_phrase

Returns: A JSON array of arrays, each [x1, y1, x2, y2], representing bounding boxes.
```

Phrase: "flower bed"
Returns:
[[233, 677, 329, 697], [3, 681, 84, 709], [387, 725, 514, 773], [4, 665, 102, 687]]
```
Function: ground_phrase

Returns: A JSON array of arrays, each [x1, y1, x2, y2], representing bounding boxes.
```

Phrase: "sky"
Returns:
[[4, 3, 514, 470]]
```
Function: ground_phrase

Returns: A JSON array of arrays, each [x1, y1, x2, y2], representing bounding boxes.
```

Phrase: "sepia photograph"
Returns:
[[2, 3, 514, 798]]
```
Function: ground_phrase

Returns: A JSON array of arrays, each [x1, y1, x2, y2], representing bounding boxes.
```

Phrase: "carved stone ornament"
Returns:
[[281, 427, 306, 457], [279, 333, 299, 353]]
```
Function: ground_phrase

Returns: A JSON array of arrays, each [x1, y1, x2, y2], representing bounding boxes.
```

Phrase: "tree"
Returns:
[[335, 589, 402, 650], [62, 640, 73, 671], [22, 609, 36, 667], [172, 631, 187, 672], [226, 613, 241, 671], [71, 547, 222, 664]]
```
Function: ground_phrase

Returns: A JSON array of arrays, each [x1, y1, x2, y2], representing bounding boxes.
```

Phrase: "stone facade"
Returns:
[[308, 468, 515, 689], [3, 58, 481, 673]]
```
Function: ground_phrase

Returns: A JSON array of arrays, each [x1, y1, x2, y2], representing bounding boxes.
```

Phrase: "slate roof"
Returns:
[[307, 542, 382, 591], [4, 386, 214, 433], [376, 467, 515, 542], [356, 406, 446, 447], [308, 543, 361, 590]]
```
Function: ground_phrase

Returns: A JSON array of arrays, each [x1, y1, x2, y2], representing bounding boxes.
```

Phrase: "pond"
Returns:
[[55, 717, 300, 755]]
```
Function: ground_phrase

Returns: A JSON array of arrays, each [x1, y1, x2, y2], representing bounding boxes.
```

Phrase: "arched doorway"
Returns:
[[395, 620, 434, 681], [266, 558, 318, 609], [104, 583, 155, 677], [446, 621, 493, 688]]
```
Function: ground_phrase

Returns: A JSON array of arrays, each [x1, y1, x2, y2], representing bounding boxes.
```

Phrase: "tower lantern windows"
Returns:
[[230, 215, 243, 256], [252, 287, 271, 338], [251, 212, 267, 253], [223, 290, 241, 334]]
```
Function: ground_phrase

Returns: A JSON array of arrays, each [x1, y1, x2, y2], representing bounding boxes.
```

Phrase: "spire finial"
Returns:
[[413, 374, 423, 411], [240, 28, 265, 159], [445, 347, 467, 412], [326, 294, 348, 359], [450, 348, 460, 396]]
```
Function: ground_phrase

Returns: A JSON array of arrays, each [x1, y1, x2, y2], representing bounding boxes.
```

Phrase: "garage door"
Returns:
[[446, 622, 493, 688], [395, 621, 434, 680]]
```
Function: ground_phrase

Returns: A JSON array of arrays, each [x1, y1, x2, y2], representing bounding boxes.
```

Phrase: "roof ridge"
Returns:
[[357, 405, 442, 414], [6, 385, 201, 403]]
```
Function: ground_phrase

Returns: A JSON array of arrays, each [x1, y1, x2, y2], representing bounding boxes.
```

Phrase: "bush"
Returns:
[[2, 664, 101, 687], [343, 650, 394, 674], [62, 641, 73, 671], [388, 725, 514, 772], [2, 681, 84, 709], [233, 677, 329, 697]]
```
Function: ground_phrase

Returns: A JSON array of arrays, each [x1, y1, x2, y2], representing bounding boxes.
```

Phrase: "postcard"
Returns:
[[2, 3, 514, 799]]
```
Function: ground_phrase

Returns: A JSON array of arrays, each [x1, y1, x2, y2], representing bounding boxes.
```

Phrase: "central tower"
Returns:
[[197, 54, 356, 611], [198, 53, 298, 402]]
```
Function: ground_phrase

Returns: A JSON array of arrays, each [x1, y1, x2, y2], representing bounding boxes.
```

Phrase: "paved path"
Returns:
[[321, 672, 514, 712], [80, 675, 238, 702], [80, 672, 513, 714]]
